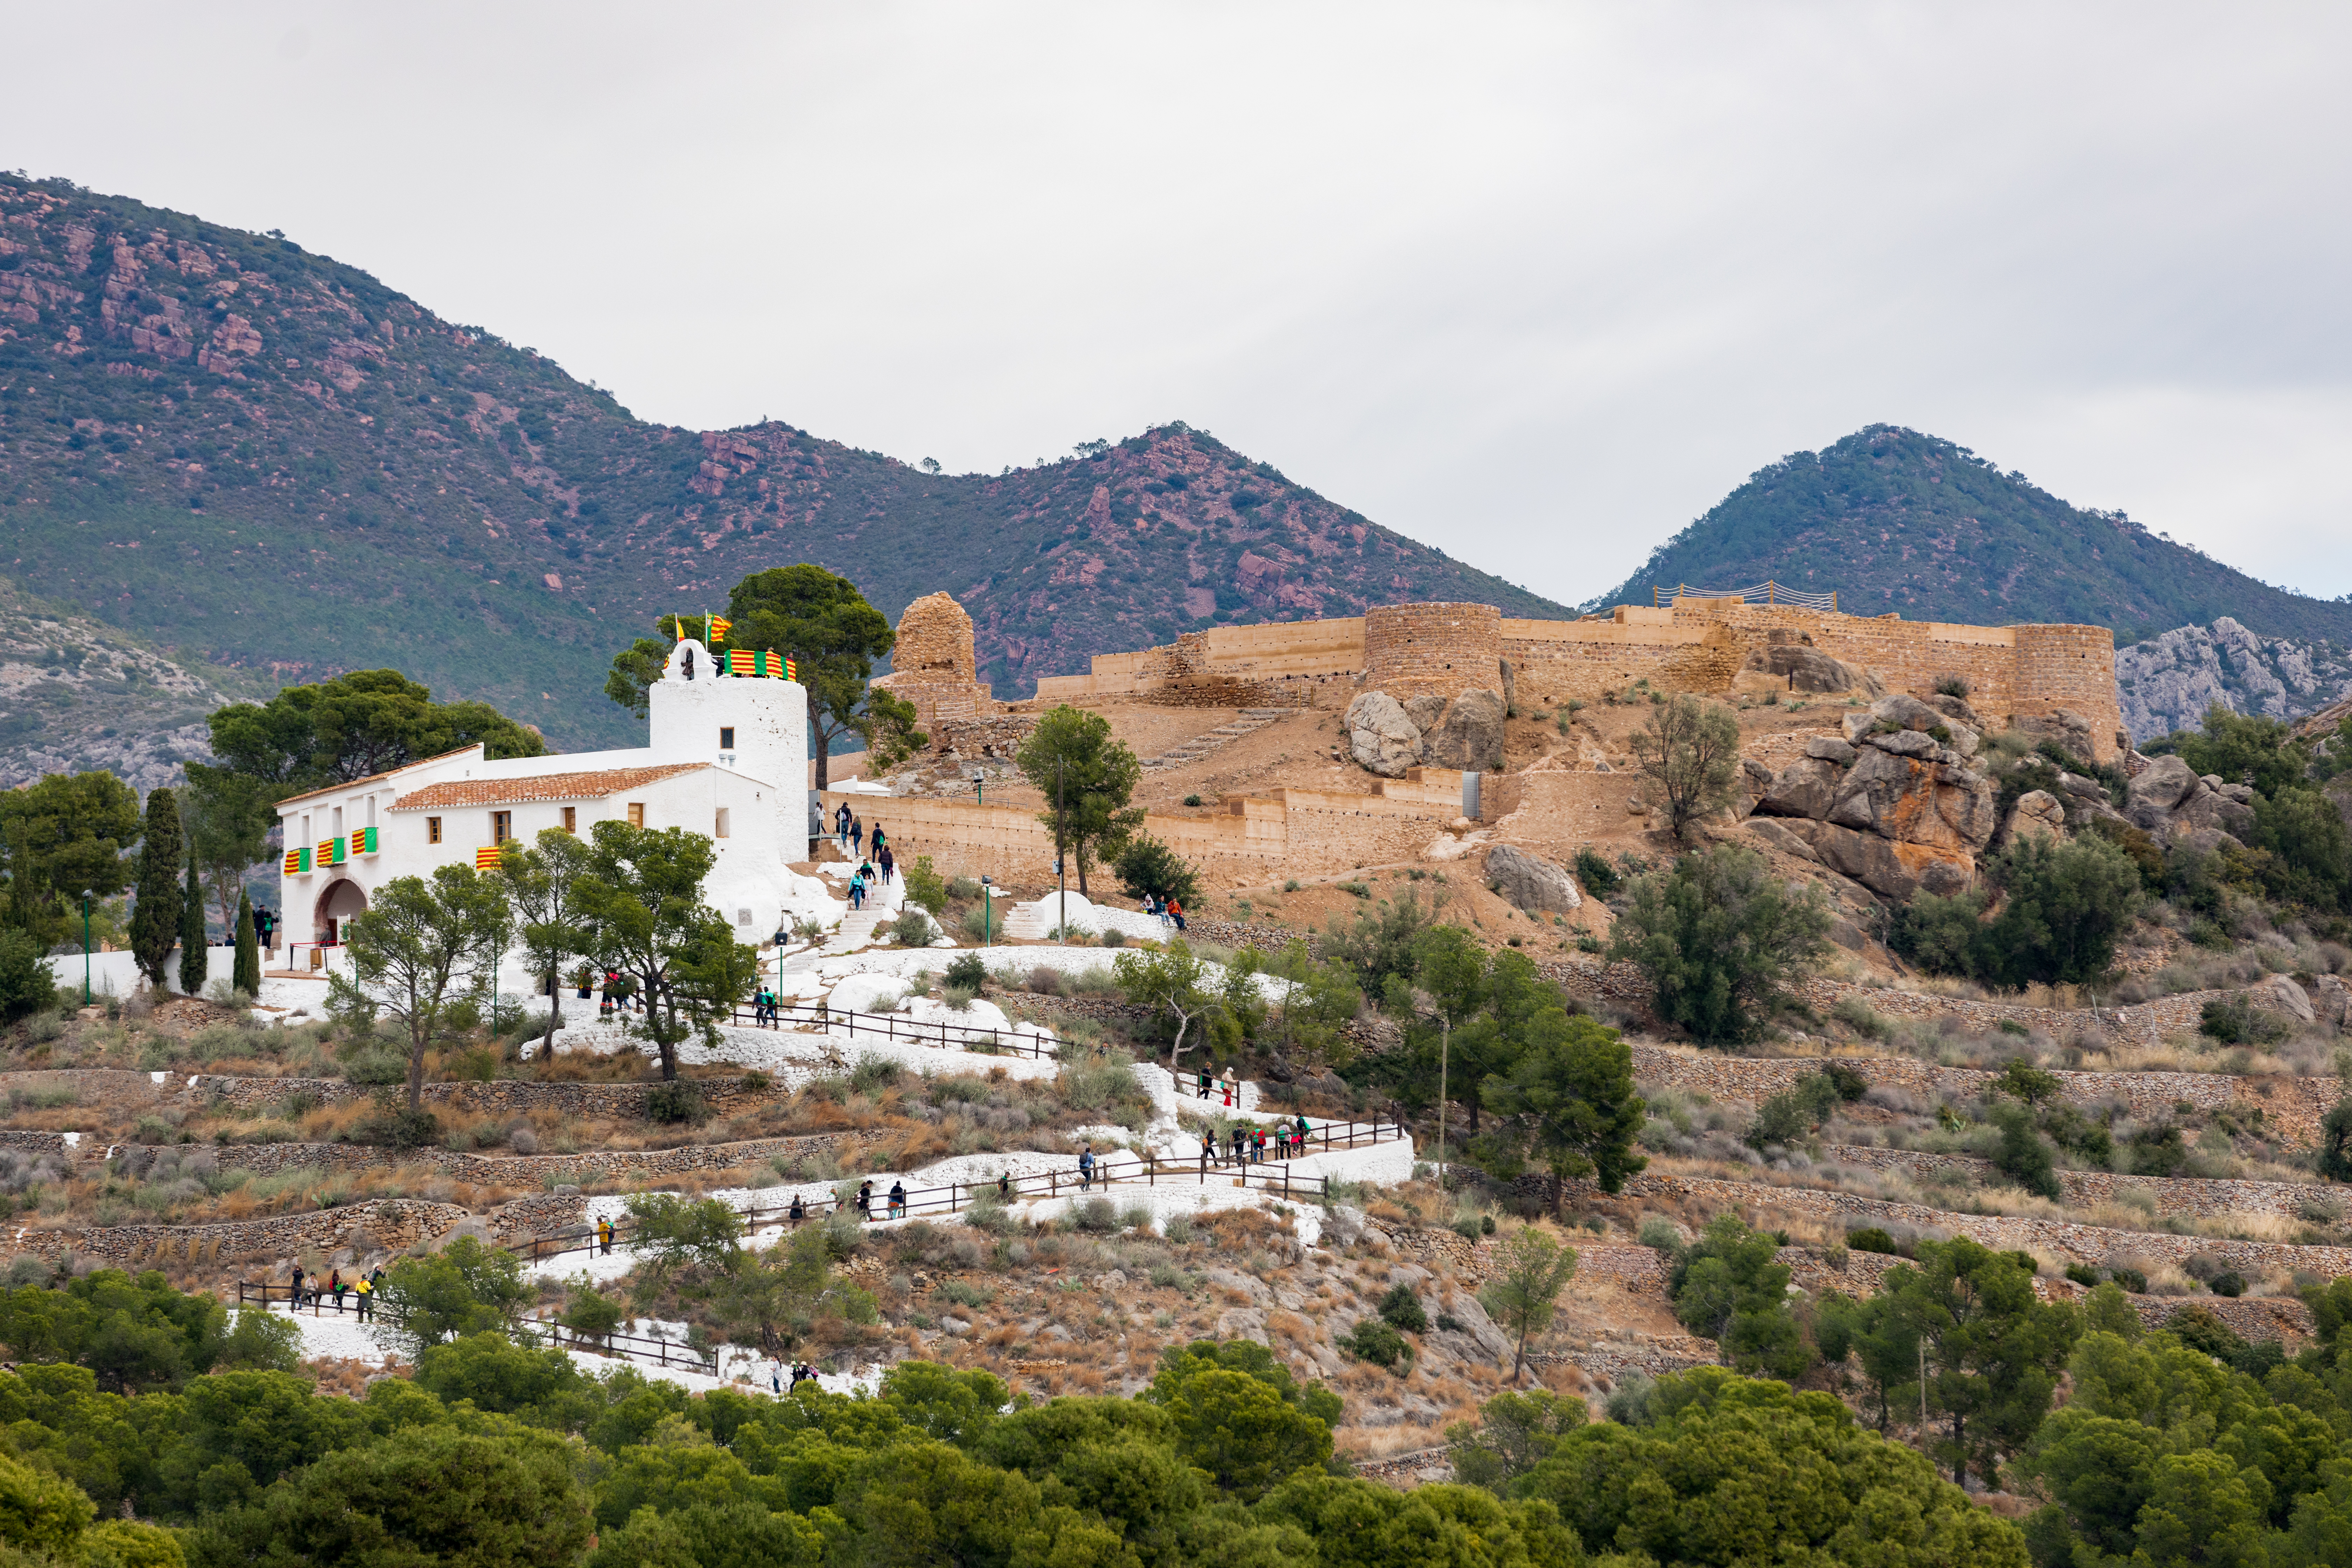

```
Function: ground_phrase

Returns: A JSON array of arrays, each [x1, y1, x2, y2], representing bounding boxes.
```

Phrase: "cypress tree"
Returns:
[[127, 788, 181, 988], [177, 844, 207, 994], [233, 890, 261, 997]]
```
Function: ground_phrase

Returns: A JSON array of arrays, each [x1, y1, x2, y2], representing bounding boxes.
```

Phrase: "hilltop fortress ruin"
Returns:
[[826, 593, 2121, 890]]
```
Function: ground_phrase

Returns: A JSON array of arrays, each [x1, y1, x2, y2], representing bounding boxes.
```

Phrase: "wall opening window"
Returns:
[[719, 727, 735, 750], [332, 806, 343, 834], [626, 802, 645, 829], [367, 796, 377, 826], [561, 806, 577, 833], [301, 814, 312, 844], [491, 811, 513, 844], [427, 817, 442, 844], [714, 807, 730, 838]]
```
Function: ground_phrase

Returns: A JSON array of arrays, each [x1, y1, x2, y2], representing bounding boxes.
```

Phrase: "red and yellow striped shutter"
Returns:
[[317, 839, 337, 867], [355, 826, 378, 854], [474, 845, 503, 872], [760, 650, 782, 678], [283, 848, 303, 875], [729, 649, 756, 675], [785, 656, 798, 682]]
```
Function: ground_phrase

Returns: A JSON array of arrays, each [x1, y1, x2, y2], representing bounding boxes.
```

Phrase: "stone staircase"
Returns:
[[1141, 709, 1292, 772]]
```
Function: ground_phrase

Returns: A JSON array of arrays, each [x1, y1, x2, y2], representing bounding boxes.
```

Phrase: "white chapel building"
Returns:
[[273, 639, 808, 961]]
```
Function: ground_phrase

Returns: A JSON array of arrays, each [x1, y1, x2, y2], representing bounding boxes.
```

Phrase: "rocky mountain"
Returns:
[[1597, 426, 2352, 650], [0, 173, 1567, 762], [0, 575, 270, 790], [2115, 618, 2352, 744]]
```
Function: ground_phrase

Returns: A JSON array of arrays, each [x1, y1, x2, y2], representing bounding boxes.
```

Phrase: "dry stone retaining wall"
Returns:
[[2, 1199, 469, 1267], [1621, 1170, 2352, 1279], [1625, 1042, 2336, 1147], [97, 1130, 869, 1184], [1811, 1143, 2340, 1222]]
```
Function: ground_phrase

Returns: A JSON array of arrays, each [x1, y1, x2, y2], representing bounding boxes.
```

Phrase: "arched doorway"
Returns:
[[316, 879, 368, 944]]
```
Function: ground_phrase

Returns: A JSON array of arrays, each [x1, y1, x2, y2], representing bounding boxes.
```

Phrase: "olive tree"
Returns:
[[335, 865, 512, 1110], [1629, 694, 1741, 843]]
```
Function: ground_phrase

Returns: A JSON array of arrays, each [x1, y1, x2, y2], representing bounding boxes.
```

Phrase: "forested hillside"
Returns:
[[0, 174, 1566, 757], [1598, 426, 2352, 648]]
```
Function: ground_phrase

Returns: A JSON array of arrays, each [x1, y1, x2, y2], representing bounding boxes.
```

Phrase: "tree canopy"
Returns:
[[205, 669, 546, 796]]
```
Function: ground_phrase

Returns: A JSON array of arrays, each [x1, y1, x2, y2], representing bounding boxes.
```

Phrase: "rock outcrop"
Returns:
[[1345, 687, 1506, 776], [1484, 845, 1582, 914], [2116, 617, 2352, 744], [1346, 692, 1421, 778], [1755, 694, 1996, 900], [2124, 755, 2255, 843], [1741, 630, 1883, 696], [2001, 789, 2067, 846]]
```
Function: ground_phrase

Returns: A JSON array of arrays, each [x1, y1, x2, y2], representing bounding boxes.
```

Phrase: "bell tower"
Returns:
[[647, 639, 810, 793]]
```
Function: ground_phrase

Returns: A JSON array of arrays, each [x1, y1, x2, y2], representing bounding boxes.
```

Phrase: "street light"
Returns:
[[81, 894, 91, 1006], [980, 875, 993, 946]]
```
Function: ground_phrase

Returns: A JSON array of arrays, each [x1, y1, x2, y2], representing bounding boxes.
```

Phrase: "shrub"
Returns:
[[1376, 1283, 1429, 1334], [1993, 1058, 2061, 1105], [1183, 794, 1203, 808], [1339, 1315, 1413, 1370], [850, 1055, 903, 1095], [2064, 1262, 2098, 1287], [2199, 994, 2288, 1046], [1933, 674, 1972, 699], [2108, 1266, 2149, 1293], [892, 908, 934, 947], [947, 875, 983, 901], [1846, 1227, 1901, 1256], [1573, 848, 1619, 899], [1745, 1070, 1856, 1149], [902, 855, 949, 916], [1989, 1102, 2060, 1199], [2318, 1098, 2352, 1183], [351, 1088, 441, 1150], [643, 1082, 707, 1125], [1114, 835, 1202, 908], [1829, 996, 1886, 1040], [0, 930, 49, 1024], [944, 952, 988, 992], [1611, 845, 1832, 1044], [1892, 834, 2141, 987]]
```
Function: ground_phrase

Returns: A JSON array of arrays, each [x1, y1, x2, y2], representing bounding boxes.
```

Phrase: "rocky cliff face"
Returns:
[[2116, 618, 2352, 743]]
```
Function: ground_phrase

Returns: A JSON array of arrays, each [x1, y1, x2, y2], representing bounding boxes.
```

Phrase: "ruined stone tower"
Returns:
[[870, 592, 999, 728]]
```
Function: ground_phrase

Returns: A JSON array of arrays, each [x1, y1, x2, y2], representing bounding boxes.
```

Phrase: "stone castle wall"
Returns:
[[822, 768, 1468, 887], [1026, 593, 2121, 760], [1361, 604, 1504, 700], [872, 593, 1000, 731]]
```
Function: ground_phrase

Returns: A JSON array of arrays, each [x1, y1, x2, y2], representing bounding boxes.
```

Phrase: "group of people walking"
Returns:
[[286, 1264, 383, 1318], [1199, 1114, 1313, 1166], [771, 1362, 823, 1394]]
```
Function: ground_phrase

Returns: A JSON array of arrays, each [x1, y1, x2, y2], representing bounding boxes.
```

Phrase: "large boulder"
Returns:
[[2124, 754, 2252, 839], [1420, 688, 1507, 770], [1738, 758, 1778, 817], [1756, 757, 1844, 820], [2001, 789, 2067, 846], [1485, 845, 1583, 914], [2253, 974, 2315, 1026], [1346, 692, 1422, 778], [2124, 754, 2201, 826], [2174, 779, 2256, 839], [1401, 693, 1449, 733], [1743, 640, 1883, 696], [1778, 820, 1975, 901], [2017, 710, 2098, 767], [1827, 749, 1998, 852], [1925, 692, 1988, 731]]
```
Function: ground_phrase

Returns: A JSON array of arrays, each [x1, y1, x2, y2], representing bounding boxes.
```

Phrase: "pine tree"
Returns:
[[177, 844, 207, 994], [127, 788, 182, 988], [233, 890, 261, 997]]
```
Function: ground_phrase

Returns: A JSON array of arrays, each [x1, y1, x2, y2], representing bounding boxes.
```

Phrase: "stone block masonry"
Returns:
[[1025, 590, 2123, 762], [870, 593, 1001, 731]]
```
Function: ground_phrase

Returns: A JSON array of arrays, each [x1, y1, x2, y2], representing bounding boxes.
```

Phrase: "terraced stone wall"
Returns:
[[99, 1130, 868, 1184], [1813, 1143, 2339, 1222], [1, 1198, 469, 1266]]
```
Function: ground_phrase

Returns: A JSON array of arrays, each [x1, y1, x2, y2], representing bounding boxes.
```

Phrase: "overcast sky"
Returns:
[[7, 2, 2347, 610]]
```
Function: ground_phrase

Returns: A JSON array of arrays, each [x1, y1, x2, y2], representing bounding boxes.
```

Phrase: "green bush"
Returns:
[[0, 931, 49, 1024], [642, 1082, 707, 1126], [1113, 834, 1201, 908], [1892, 833, 2140, 988], [1989, 1102, 2060, 1199], [2198, 994, 2287, 1045], [1611, 845, 1832, 1044], [1829, 996, 1886, 1039], [1846, 1226, 1902, 1256], [1665, 1216, 1811, 1379], [351, 1088, 441, 1149], [1572, 848, 1619, 899], [901, 855, 949, 916], [1376, 1283, 1428, 1334], [943, 952, 987, 992], [891, 908, 933, 947], [1339, 1315, 1413, 1370]]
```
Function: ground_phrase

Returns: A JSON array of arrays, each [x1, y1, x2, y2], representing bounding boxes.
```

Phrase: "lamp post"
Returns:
[[81, 894, 91, 1005], [1055, 757, 1066, 939], [980, 875, 992, 946]]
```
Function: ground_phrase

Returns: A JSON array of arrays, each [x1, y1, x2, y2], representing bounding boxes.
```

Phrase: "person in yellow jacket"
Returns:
[[353, 1275, 372, 1322]]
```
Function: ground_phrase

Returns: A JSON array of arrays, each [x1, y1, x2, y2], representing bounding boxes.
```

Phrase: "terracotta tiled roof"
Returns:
[[390, 763, 708, 810], [273, 746, 486, 807]]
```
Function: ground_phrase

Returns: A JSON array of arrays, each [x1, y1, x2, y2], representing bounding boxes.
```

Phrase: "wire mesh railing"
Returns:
[[574, 994, 1059, 1058], [1651, 581, 1839, 611]]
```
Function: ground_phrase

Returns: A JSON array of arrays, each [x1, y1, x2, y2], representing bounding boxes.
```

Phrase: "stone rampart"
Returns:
[[1031, 595, 2122, 761], [1362, 603, 1504, 701], [821, 770, 1465, 887]]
